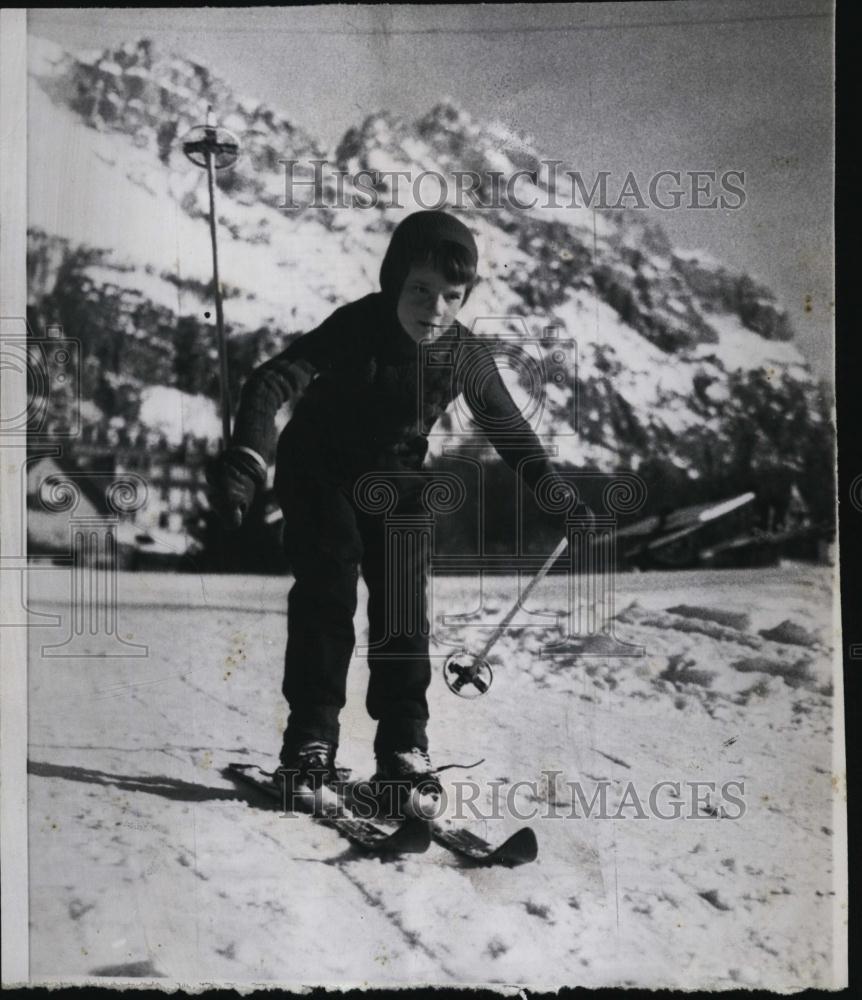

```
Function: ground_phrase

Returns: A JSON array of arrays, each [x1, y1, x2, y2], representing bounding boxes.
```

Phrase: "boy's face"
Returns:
[[396, 264, 468, 343]]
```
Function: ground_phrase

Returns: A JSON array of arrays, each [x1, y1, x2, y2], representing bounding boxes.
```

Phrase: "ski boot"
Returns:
[[276, 738, 342, 812], [372, 748, 443, 821]]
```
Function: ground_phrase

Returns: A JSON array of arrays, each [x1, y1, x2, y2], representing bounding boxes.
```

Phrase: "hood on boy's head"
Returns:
[[379, 210, 479, 302]]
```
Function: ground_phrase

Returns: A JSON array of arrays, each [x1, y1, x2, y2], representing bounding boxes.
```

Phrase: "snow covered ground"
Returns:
[[25, 566, 845, 990]]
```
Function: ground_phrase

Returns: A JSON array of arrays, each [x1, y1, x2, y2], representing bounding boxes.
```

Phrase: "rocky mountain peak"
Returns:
[[24, 34, 832, 527]]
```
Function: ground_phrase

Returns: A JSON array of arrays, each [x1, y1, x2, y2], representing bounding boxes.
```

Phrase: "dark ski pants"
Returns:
[[277, 474, 431, 757]]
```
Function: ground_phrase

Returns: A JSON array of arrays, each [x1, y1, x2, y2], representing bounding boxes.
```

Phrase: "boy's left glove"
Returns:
[[205, 447, 267, 530], [546, 478, 597, 537]]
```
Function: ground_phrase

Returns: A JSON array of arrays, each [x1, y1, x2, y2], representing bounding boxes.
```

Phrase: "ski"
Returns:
[[223, 762, 432, 855], [348, 780, 539, 867], [427, 820, 538, 866]]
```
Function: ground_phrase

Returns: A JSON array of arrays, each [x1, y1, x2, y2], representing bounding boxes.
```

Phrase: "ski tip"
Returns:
[[224, 761, 268, 781], [387, 817, 433, 854], [222, 762, 246, 781], [495, 827, 539, 866]]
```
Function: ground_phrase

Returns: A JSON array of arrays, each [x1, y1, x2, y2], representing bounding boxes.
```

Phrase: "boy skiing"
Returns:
[[207, 209, 570, 800]]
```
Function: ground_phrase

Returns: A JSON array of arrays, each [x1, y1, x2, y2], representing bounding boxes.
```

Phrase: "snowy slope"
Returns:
[[25, 567, 844, 988]]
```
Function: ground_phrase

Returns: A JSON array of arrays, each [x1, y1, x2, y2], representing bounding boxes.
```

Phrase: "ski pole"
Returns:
[[475, 534, 569, 664], [181, 107, 240, 447], [443, 533, 569, 696]]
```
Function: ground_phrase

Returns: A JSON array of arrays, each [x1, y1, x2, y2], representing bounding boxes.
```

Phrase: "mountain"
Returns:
[[25, 35, 834, 530]]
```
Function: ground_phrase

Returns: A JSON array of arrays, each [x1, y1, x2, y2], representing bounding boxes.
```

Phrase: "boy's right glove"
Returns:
[[205, 447, 267, 530]]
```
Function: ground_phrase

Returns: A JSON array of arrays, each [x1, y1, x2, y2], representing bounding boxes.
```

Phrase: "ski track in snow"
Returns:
[[25, 567, 841, 989]]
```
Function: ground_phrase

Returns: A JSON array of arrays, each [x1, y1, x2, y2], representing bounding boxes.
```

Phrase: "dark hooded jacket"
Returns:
[[230, 213, 561, 496]]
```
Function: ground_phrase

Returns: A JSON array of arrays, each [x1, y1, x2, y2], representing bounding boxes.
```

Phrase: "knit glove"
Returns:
[[205, 447, 267, 530], [544, 476, 597, 539]]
